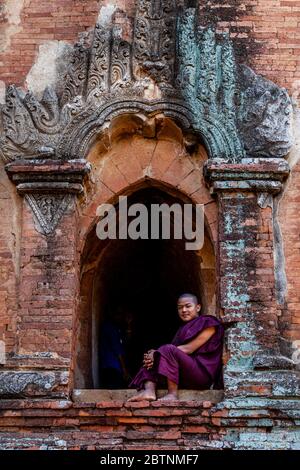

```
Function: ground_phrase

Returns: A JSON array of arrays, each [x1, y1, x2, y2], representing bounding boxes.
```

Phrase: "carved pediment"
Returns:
[[0, 1, 293, 163], [25, 193, 73, 235]]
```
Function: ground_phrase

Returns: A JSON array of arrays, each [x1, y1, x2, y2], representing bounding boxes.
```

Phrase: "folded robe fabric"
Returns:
[[130, 314, 224, 390]]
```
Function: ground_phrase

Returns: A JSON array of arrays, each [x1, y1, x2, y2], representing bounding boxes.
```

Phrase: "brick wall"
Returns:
[[0, 0, 299, 450], [1, 1, 300, 96], [0, 0, 299, 363], [16, 199, 78, 362], [0, 398, 299, 450], [278, 163, 300, 344], [198, 0, 300, 96], [0, 168, 20, 357], [0, 0, 135, 87]]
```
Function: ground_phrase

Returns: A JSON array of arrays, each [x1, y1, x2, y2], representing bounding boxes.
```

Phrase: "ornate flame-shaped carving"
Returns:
[[0, 0, 293, 164]]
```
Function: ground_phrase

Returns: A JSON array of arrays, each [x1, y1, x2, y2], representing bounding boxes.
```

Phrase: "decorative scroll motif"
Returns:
[[133, 0, 177, 88], [0, 1, 293, 165], [0, 86, 56, 161], [176, 9, 245, 160], [24, 87, 61, 135], [197, 28, 218, 114], [110, 26, 132, 92], [87, 24, 111, 98], [237, 66, 294, 158], [221, 38, 236, 118], [25, 193, 73, 235], [61, 43, 89, 105]]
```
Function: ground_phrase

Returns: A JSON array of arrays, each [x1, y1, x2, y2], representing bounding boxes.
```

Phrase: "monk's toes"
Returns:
[[127, 393, 145, 402], [157, 393, 178, 401], [127, 392, 156, 402]]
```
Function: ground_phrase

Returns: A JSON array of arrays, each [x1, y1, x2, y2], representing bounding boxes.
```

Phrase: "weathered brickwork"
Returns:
[[219, 193, 280, 356], [199, 0, 300, 95], [0, 0, 299, 451], [1, 1, 300, 95], [16, 202, 77, 359], [0, 168, 20, 357], [278, 161, 300, 345], [0, 398, 299, 450], [0, 1, 300, 344]]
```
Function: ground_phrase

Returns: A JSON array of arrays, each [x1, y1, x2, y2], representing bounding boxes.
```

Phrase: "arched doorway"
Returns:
[[74, 184, 216, 389]]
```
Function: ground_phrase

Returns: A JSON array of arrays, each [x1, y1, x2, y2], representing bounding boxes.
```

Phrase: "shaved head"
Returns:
[[177, 293, 199, 305]]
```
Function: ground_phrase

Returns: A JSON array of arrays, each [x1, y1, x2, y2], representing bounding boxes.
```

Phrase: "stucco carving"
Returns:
[[0, 2, 293, 165], [25, 193, 73, 235], [238, 66, 294, 158]]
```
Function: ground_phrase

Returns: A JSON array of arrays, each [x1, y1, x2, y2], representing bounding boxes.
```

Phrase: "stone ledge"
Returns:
[[204, 158, 290, 180], [204, 157, 290, 194], [72, 389, 224, 404], [5, 159, 90, 176], [5, 159, 91, 195]]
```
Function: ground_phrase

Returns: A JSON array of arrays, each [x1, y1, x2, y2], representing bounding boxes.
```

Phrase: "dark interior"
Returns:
[[94, 188, 203, 386], [76, 186, 213, 389]]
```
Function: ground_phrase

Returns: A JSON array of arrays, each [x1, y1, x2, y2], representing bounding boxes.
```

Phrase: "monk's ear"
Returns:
[[196, 304, 201, 313]]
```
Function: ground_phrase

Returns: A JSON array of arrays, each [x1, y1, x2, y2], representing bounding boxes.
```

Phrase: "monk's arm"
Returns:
[[177, 326, 216, 355]]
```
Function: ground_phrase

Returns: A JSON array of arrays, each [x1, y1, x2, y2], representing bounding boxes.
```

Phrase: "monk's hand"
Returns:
[[143, 354, 153, 369], [143, 350, 155, 369]]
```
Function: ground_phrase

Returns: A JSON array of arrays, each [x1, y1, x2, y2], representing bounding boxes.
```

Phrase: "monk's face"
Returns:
[[177, 297, 201, 323]]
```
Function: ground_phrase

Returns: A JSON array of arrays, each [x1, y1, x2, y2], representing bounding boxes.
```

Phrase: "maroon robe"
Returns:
[[129, 315, 224, 391]]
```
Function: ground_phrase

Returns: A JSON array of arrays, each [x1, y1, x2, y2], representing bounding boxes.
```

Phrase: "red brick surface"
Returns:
[[0, 398, 297, 450], [16, 200, 78, 362], [0, 1, 300, 97]]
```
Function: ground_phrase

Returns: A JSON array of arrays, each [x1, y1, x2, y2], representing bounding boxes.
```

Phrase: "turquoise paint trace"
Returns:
[[177, 8, 245, 162]]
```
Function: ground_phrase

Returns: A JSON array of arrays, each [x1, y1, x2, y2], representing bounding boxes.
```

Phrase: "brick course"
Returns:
[[0, 398, 299, 450], [0, 1, 300, 97]]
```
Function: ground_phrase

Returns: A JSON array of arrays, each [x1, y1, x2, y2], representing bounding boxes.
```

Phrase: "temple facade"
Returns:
[[0, 0, 299, 450]]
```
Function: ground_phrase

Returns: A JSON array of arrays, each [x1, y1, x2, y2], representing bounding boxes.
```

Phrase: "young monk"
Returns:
[[128, 293, 224, 401]]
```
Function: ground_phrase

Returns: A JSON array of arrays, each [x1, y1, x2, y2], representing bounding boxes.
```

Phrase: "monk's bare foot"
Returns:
[[157, 393, 178, 401], [127, 391, 156, 402]]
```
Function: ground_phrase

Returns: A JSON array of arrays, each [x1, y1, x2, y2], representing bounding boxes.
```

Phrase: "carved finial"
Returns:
[[110, 25, 132, 91], [87, 24, 111, 97], [133, 0, 177, 87], [62, 42, 89, 104], [220, 36, 236, 117]]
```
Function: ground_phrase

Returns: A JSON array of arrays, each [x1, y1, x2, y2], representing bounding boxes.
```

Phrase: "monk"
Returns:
[[128, 293, 224, 401]]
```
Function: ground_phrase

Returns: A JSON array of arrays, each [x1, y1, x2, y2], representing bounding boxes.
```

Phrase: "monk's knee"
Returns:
[[158, 344, 178, 357]]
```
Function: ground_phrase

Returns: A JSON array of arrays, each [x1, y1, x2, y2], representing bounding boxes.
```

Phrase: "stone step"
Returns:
[[72, 389, 224, 403]]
